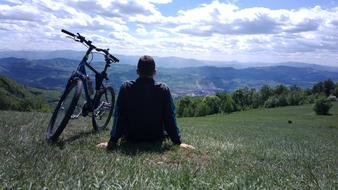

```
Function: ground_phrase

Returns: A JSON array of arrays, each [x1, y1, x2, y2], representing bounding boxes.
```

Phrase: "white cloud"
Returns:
[[0, 0, 337, 65], [0, 4, 44, 22], [161, 2, 333, 36]]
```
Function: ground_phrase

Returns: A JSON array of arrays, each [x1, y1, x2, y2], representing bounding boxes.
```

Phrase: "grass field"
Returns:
[[1, 103, 338, 189]]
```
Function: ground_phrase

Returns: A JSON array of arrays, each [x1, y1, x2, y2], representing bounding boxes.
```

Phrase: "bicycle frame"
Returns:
[[69, 46, 109, 112], [59, 29, 118, 116]]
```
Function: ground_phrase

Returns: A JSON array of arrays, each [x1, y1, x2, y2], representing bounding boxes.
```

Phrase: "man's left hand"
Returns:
[[180, 143, 196, 149]]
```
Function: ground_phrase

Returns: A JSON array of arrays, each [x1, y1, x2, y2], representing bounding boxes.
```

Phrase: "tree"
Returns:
[[232, 89, 245, 111], [334, 82, 338, 97], [303, 88, 312, 96], [323, 79, 335, 96], [312, 81, 324, 94], [19, 98, 33, 111], [274, 84, 289, 96], [216, 92, 234, 113], [276, 94, 288, 107], [251, 91, 261, 108], [242, 87, 255, 108], [289, 85, 301, 92], [202, 96, 220, 115], [0, 91, 11, 110], [182, 106, 194, 117], [259, 85, 273, 105], [176, 97, 192, 117], [194, 102, 211, 117]]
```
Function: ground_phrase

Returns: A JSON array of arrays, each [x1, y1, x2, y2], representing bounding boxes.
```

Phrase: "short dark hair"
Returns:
[[137, 55, 155, 76]]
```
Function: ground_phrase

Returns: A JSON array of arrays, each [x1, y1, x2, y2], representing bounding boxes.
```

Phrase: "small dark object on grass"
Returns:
[[288, 120, 292, 124]]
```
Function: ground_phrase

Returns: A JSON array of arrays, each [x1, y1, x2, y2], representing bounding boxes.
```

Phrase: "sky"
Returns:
[[0, 0, 338, 66]]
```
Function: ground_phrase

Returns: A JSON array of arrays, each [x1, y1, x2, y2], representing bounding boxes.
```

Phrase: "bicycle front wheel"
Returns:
[[92, 86, 115, 131], [47, 79, 83, 141]]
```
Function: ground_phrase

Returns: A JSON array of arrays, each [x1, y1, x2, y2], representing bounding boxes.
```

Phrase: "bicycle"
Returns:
[[47, 29, 119, 141]]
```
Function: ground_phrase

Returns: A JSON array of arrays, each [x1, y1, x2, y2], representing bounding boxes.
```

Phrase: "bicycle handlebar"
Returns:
[[61, 29, 119, 63], [61, 29, 76, 37], [96, 47, 120, 62]]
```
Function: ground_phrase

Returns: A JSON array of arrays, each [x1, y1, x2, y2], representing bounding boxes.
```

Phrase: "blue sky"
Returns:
[[157, 0, 213, 15], [0, 0, 338, 66], [235, 0, 338, 9], [158, 0, 338, 15]]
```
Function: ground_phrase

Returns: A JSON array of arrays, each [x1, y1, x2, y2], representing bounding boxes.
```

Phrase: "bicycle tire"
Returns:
[[92, 86, 115, 131], [47, 79, 83, 141]]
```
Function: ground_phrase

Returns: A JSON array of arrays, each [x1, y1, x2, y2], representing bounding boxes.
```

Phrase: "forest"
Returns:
[[176, 79, 338, 117]]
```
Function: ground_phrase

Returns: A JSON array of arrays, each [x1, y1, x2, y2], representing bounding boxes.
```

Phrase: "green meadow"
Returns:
[[1, 103, 338, 189]]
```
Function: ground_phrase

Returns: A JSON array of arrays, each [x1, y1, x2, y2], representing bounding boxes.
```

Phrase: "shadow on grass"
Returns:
[[49, 129, 103, 149], [110, 140, 175, 156], [319, 113, 333, 116], [63, 130, 98, 143]]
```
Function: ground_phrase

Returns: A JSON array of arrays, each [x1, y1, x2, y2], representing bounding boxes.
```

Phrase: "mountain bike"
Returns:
[[47, 29, 119, 141]]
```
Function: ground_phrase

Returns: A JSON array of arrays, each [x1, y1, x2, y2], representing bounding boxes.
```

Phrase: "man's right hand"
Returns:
[[96, 142, 108, 148], [96, 140, 117, 150], [179, 143, 195, 149]]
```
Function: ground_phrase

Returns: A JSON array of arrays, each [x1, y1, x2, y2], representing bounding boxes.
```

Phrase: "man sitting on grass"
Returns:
[[97, 55, 194, 150]]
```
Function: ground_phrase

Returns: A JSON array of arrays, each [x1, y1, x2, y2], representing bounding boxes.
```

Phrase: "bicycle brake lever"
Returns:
[[66, 36, 76, 41]]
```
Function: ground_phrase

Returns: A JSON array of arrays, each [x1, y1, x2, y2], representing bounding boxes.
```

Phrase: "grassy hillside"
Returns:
[[0, 75, 60, 111], [0, 103, 338, 189], [0, 75, 49, 111]]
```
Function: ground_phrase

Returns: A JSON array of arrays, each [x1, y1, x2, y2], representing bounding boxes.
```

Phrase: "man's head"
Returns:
[[137, 55, 156, 77]]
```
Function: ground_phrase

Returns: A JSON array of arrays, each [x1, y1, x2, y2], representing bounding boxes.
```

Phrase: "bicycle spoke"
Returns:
[[92, 87, 114, 130]]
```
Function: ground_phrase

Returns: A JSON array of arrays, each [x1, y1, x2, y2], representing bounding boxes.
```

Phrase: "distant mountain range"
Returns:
[[1, 50, 338, 71], [1, 57, 337, 96]]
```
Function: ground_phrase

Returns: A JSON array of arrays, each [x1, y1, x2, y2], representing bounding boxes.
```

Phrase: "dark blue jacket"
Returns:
[[109, 77, 181, 144]]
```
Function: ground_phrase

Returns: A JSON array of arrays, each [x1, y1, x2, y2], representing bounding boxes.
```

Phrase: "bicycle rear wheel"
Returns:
[[92, 86, 115, 131], [47, 79, 82, 141]]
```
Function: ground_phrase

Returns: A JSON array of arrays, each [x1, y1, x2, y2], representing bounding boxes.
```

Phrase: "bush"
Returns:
[[313, 98, 333, 115], [264, 96, 278, 108]]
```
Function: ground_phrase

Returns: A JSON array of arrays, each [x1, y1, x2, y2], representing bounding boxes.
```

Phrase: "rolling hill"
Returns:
[[1, 57, 338, 96], [1, 50, 338, 70], [0, 75, 59, 111]]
